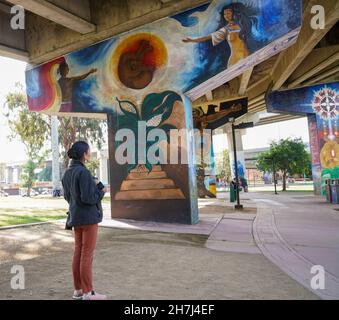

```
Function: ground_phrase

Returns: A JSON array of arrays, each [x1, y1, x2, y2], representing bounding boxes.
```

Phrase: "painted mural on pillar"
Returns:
[[266, 82, 339, 195], [26, 0, 301, 114], [108, 93, 198, 224]]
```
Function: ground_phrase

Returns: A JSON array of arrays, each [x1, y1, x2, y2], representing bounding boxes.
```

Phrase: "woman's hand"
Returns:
[[102, 187, 108, 193], [182, 37, 196, 43], [183, 35, 211, 43]]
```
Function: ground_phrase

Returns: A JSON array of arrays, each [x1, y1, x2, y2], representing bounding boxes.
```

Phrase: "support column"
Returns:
[[307, 114, 322, 195], [51, 116, 61, 196], [226, 128, 246, 179], [99, 149, 109, 185]]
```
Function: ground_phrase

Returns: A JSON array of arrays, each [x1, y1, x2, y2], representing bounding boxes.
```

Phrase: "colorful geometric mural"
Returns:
[[266, 82, 339, 195], [25, 0, 302, 224]]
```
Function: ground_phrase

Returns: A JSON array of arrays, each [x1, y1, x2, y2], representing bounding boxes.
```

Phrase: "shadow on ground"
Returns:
[[0, 222, 318, 300]]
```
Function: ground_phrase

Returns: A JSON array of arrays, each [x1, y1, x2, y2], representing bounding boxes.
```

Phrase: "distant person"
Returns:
[[231, 178, 238, 201], [62, 141, 107, 300], [58, 62, 97, 112], [240, 176, 248, 192]]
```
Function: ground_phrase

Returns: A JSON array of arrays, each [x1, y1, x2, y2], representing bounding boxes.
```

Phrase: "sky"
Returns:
[[0, 56, 310, 164], [0, 57, 27, 163], [213, 117, 310, 154]]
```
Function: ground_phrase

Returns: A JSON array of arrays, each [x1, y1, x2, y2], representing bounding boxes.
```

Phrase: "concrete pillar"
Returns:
[[13, 166, 20, 184], [51, 116, 61, 195], [307, 114, 323, 195], [7, 167, 13, 184], [99, 148, 109, 185], [226, 128, 246, 178]]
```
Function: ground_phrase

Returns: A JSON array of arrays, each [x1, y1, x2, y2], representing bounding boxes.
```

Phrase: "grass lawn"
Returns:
[[0, 208, 66, 227]]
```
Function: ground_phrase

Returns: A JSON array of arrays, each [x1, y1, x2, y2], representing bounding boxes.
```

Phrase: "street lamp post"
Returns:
[[231, 121, 254, 210], [231, 123, 242, 209]]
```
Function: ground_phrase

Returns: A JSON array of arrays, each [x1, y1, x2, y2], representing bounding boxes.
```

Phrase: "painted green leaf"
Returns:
[[141, 91, 182, 123], [116, 98, 139, 122], [127, 163, 137, 173]]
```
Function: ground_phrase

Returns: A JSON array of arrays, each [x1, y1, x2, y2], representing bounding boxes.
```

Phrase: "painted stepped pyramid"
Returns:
[[115, 165, 185, 200]]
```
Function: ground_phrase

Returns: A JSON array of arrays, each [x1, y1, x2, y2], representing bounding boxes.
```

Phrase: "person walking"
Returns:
[[62, 141, 107, 300]]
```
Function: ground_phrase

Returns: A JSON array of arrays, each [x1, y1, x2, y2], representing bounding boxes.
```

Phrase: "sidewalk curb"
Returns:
[[252, 202, 339, 300], [0, 220, 63, 231]]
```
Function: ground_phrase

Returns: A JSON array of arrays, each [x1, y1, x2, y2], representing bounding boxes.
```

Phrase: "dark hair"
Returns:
[[219, 3, 258, 52], [67, 141, 90, 160], [58, 62, 68, 75]]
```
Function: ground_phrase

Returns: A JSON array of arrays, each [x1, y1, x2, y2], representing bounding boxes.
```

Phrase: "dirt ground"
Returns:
[[0, 222, 318, 300]]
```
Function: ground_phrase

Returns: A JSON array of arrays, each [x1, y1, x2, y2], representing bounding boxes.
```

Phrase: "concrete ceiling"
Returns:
[[0, 0, 338, 125]]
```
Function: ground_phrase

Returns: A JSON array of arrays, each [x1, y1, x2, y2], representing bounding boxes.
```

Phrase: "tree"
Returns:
[[21, 158, 45, 192], [3, 84, 50, 196], [256, 137, 311, 191], [215, 149, 232, 182], [58, 117, 106, 171], [37, 166, 53, 181], [86, 158, 100, 177]]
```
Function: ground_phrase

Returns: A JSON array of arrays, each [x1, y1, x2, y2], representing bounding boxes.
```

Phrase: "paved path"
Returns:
[[248, 192, 339, 300]]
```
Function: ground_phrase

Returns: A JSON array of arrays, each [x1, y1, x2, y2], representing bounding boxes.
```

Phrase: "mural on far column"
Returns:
[[266, 82, 339, 195], [25, 0, 302, 224]]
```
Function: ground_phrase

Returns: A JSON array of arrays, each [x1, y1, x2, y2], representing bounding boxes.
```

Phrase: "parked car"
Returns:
[[0, 190, 9, 197], [21, 189, 39, 197], [41, 188, 52, 195]]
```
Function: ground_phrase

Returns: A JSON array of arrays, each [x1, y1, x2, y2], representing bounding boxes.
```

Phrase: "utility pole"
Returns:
[[231, 123, 242, 209], [231, 121, 254, 210], [51, 116, 61, 197]]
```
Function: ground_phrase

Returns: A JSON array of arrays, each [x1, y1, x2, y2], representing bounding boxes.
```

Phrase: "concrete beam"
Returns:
[[271, 0, 339, 90], [27, 0, 209, 65], [287, 45, 339, 83], [0, 44, 29, 61], [303, 65, 339, 86], [238, 67, 254, 96], [247, 75, 271, 101], [0, 4, 27, 60], [256, 114, 304, 127], [205, 91, 213, 101], [192, 95, 246, 109], [6, 0, 95, 34], [287, 51, 339, 88]]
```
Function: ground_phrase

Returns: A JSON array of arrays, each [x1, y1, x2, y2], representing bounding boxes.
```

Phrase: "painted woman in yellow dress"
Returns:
[[183, 3, 258, 68]]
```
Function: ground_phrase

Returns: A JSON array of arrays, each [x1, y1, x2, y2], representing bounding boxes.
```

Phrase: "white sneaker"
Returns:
[[72, 289, 83, 300], [82, 290, 107, 300]]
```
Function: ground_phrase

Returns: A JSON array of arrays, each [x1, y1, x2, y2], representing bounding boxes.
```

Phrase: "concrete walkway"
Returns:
[[247, 192, 339, 300]]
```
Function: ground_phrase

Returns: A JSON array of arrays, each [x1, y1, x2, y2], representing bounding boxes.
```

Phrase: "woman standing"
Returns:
[[62, 141, 107, 300]]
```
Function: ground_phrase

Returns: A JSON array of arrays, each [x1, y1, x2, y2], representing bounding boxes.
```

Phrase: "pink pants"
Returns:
[[72, 224, 98, 293]]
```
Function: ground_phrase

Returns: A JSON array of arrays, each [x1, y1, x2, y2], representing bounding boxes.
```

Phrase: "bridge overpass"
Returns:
[[0, 0, 338, 121], [0, 0, 338, 222]]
